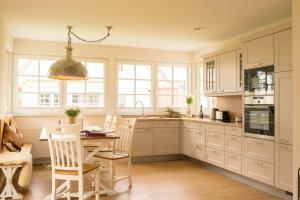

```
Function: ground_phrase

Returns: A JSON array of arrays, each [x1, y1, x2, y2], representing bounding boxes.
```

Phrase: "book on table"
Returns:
[[81, 126, 114, 136]]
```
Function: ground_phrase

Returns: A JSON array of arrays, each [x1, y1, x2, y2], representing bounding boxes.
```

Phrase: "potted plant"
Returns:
[[64, 106, 81, 124], [185, 95, 193, 117]]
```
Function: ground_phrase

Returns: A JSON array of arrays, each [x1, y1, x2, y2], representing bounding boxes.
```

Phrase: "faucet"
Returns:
[[135, 101, 145, 117]]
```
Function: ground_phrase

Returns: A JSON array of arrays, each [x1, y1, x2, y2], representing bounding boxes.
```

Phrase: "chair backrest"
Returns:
[[104, 114, 118, 130], [114, 118, 136, 154], [46, 124, 83, 173]]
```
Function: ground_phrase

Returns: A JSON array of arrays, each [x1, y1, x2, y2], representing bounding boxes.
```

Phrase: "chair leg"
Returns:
[[94, 170, 100, 200], [128, 159, 132, 188], [78, 178, 84, 200], [66, 180, 71, 200], [51, 176, 56, 200], [108, 160, 113, 190]]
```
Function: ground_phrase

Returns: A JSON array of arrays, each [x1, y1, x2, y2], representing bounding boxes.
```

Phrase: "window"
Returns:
[[17, 58, 59, 107], [157, 65, 188, 108], [66, 61, 105, 107], [117, 63, 152, 108]]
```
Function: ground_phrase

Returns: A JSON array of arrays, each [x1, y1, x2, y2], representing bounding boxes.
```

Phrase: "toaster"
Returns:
[[215, 111, 230, 122]]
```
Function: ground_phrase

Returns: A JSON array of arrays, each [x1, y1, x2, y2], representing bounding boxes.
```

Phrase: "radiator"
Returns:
[[20, 126, 50, 158]]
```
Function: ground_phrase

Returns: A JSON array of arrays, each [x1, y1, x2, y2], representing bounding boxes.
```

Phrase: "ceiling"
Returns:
[[0, 0, 292, 51]]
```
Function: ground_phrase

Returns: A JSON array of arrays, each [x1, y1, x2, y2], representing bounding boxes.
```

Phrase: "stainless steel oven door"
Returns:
[[244, 104, 275, 140]]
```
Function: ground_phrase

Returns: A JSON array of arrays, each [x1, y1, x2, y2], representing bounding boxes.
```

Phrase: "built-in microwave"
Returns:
[[244, 96, 274, 140], [244, 65, 274, 96]]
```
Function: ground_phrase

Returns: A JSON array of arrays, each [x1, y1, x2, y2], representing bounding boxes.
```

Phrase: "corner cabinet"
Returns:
[[203, 57, 217, 94], [244, 34, 274, 69]]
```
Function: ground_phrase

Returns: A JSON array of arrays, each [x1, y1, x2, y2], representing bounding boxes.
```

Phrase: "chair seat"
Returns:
[[94, 151, 129, 160], [55, 164, 99, 175]]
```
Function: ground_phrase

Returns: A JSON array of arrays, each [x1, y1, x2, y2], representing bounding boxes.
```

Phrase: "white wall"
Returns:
[[0, 16, 13, 116], [293, 0, 300, 199]]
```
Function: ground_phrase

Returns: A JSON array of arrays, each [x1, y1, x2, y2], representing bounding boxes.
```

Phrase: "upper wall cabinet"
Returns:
[[217, 50, 237, 93], [275, 28, 293, 72], [244, 35, 274, 69], [203, 57, 217, 94], [236, 49, 243, 92]]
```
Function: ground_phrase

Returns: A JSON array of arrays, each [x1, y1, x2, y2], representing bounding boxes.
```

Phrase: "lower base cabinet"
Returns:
[[206, 147, 224, 168], [225, 152, 242, 174], [193, 144, 206, 161], [243, 157, 274, 186], [275, 143, 293, 192], [154, 128, 180, 155], [132, 128, 154, 156]]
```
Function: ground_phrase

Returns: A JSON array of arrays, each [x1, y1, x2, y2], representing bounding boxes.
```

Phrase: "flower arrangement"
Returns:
[[185, 95, 194, 105], [64, 106, 81, 124]]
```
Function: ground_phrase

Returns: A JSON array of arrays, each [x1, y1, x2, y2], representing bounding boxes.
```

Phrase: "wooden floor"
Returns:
[[19, 160, 280, 200]]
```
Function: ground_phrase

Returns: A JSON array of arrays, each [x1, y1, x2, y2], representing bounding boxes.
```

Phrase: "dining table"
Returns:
[[39, 126, 120, 199]]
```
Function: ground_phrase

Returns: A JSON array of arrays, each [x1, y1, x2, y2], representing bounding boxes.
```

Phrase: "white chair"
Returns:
[[103, 114, 118, 130], [93, 118, 136, 190], [46, 124, 100, 200]]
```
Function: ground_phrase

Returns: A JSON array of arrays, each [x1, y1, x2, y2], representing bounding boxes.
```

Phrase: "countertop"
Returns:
[[137, 116, 242, 128]]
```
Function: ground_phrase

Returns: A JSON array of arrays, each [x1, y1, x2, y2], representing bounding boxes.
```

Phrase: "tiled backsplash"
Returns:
[[216, 95, 243, 120]]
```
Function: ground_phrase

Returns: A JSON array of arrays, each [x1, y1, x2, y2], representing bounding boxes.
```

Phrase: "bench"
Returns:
[[0, 115, 32, 199]]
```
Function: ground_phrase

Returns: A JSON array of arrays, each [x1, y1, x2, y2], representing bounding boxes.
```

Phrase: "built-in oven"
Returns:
[[244, 96, 275, 140], [244, 65, 274, 96]]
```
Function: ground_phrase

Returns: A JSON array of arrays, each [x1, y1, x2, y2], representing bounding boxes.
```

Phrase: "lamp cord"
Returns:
[[68, 26, 112, 43]]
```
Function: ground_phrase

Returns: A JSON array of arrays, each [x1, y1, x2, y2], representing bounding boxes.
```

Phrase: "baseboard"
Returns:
[[184, 156, 292, 200], [132, 154, 184, 163]]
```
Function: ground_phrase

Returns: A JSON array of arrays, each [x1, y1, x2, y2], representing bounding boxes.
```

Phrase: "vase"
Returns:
[[186, 104, 192, 117], [68, 116, 77, 124]]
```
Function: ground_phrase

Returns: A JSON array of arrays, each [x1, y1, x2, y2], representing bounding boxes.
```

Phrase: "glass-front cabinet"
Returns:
[[203, 57, 217, 95]]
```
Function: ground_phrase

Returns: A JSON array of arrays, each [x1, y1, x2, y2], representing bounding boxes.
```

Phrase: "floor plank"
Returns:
[[19, 160, 280, 200]]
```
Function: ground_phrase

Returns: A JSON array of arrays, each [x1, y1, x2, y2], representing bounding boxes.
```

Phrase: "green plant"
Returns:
[[165, 107, 181, 118], [64, 106, 81, 117], [185, 95, 193, 105]]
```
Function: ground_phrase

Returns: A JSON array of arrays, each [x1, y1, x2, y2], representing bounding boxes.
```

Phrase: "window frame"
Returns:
[[115, 60, 155, 114], [12, 54, 108, 114]]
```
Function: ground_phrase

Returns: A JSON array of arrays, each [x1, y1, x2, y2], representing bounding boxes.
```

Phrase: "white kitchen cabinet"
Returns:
[[275, 28, 292, 72], [204, 57, 217, 94], [194, 129, 205, 146], [206, 124, 224, 134], [193, 144, 206, 161], [217, 50, 237, 93], [206, 132, 224, 150], [225, 135, 242, 155], [243, 157, 274, 186], [206, 147, 224, 168], [154, 120, 180, 128], [132, 128, 154, 156], [182, 128, 194, 156], [225, 152, 242, 174], [275, 71, 293, 145], [225, 126, 242, 137], [154, 128, 180, 155], [275, 143, 293, 192], [236, 49, 243, 92], [244, 137, 274, 163], [244, 35, 274, 69]]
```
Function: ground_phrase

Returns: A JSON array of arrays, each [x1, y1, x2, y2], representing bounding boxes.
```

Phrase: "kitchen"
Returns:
[[0, 0, 299, 200]]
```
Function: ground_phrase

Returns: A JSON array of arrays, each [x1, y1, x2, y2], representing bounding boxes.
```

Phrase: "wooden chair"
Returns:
[[93, 118, 136, 190], [46, 124, 100, 200]]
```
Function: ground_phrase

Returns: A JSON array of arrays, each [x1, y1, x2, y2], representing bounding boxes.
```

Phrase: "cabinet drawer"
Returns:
[[154, 120, 180, 128], [206, 124, 224, 134], [225, 152, 242, 174], [182, 121, 194, 128], [193, 144, 205, 161], [225, 127, 242, 136], [243, 157, 274, 186], [225, 135, 242, 155], [206, 147, 224, 168], [194, 123, 205, 131], [206, 132, 224, 150], [244, 137, 274, 163], [135, 121, 153, 129], [194, 130, 205, 146]]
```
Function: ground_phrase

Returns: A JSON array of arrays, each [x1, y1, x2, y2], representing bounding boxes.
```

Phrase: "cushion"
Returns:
[[2, 122, 23, 151], [10, 119, 23, 139]]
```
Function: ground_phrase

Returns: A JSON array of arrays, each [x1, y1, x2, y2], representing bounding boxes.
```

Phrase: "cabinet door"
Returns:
[[275, 72, 293, 145], [203, 57, 217, 94], [225, 126, 242, 137], [275, 143, 293, 192], [182, 128, 193, 156], [193, 144, 205, 161], [217, 50, 237, 93], [194, 129, 205, 146], [236, 49, 244, 92], [225, 152, 242, 174], [275, 29, 292, 72], [132, 128, 154, 156], [244, 137, 274, 163], [206, 132, 225, 150], [154, 128, 180, 155], [243, 157, 274, 186], [244, 35, 274, 69], [225, 135, 242, 155], [206, 147, 225, 168]]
